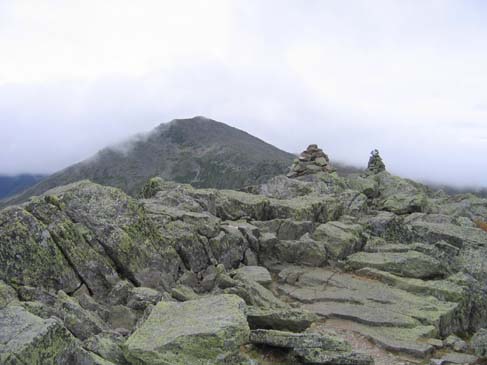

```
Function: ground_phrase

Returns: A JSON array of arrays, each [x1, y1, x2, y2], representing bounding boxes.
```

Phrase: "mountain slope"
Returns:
[[3, 117, 295, 205], [0, 174, 47, 199]]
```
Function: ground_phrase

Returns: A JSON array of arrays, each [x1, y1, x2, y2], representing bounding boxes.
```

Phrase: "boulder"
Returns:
[[246, 307, 317, 332], [0, 305, 76, 364], [171, 285, 199, 302], [374, 172, 428, 214], [312, 221, 365, 260], [444, 334, 467, 352], [471, 328, 487, 357], [123, 295, 250, 365], [233, 266, 272, 287], [126, 287, 162, 311], [209, 225, 249, 270], [55, 291, 107, 340], [259, 232, 328, 267], [108, 305, 138, 332], [83, 332, 129, 365]]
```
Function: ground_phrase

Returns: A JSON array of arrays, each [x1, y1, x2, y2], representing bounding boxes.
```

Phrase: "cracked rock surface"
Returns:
[[1, 166, 487, 364]]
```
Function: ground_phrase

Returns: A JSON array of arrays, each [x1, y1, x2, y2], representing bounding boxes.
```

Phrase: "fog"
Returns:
[[1, 0, 486, 187]]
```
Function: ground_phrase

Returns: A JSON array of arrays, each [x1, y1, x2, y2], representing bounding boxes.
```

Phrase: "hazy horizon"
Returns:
[[1, 1, 487, 187]]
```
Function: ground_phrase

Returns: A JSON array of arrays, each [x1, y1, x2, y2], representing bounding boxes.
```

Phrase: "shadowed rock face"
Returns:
[[0, 149, 487, 364]]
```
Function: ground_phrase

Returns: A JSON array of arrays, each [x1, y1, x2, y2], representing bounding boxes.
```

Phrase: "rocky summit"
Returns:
[[1, 142, 487, 365]]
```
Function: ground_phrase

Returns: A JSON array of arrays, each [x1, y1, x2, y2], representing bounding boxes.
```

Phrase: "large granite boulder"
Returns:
[[123, 295, 250, 365], [374, 172, 428, 214]]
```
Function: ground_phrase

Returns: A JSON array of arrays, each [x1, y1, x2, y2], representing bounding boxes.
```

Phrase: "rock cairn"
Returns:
[[287, 144, 334, 178], [366, 149, 385, 174]]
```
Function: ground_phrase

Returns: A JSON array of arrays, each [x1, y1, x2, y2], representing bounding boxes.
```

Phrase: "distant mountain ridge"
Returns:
[[0, 174, 47, 200], [2, 117, 296, 206]]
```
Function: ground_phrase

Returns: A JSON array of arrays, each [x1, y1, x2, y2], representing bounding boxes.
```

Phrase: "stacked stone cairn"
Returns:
[[366, 149, 386, 174], [287, 144, 334, 178]]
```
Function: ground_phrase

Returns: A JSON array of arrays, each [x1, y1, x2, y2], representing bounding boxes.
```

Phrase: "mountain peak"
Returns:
[[2, 118, 295, 206]]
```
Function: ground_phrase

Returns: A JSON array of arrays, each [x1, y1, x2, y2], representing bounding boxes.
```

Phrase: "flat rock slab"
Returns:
[[247, 307, 317, 332], [325, 319, 436, 359], [250, 329, 350, 351], [346, 251, 444, 279], [277, 267, 460, 359], [432, 351, 479, 364], [278, 268, 458, 331], [304, 301, 419, 328], [123, 294, 250, 365], [293, 347, 374, 365]]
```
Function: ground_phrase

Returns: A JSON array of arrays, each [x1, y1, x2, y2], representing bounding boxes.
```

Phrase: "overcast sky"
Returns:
[[1, 0, 486, 187]]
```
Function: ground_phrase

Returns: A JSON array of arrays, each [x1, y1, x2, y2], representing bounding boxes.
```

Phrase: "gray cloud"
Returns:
[[1, 1, 487, 187]]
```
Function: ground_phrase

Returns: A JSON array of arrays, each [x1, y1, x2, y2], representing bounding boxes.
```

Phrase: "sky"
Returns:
[[1, 0, 486, 187]]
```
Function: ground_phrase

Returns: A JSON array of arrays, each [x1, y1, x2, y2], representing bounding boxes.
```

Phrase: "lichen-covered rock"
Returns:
[[444, 334, 467, 352], [43, 181, 184, 291], [171, 285, 198, 302], [253, 218, 313, 240], [25, 197, 120, 298], [108, 305, 138, 332], [246, 307, 317, 332], [346, 250, 444, 279], [471, 328, 487, 358], [409, 221, 487, 248], [123, 294, 250, 365], [55, 290, 107, 340], [312, 221, 365, 260], [0, 305, 76, 365], [83, 332, 129, 365], [0, 281, 18, 309], [224, 273, 286, 309], [233, 266, 272, 287], [259, 232, 328, 267], [0, 206, 80, 293], [209, 225, 249, 270], [2, 155, 487, 363], [293, 347, 374, 365], [126, 287, 162, 311], [249, 329, 350, 351], [433, 352, 478, 364], [374, 172, 428, 214]]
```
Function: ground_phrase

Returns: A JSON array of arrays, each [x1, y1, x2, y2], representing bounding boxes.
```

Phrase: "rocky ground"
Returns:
[[1, 151, 487, 364]]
